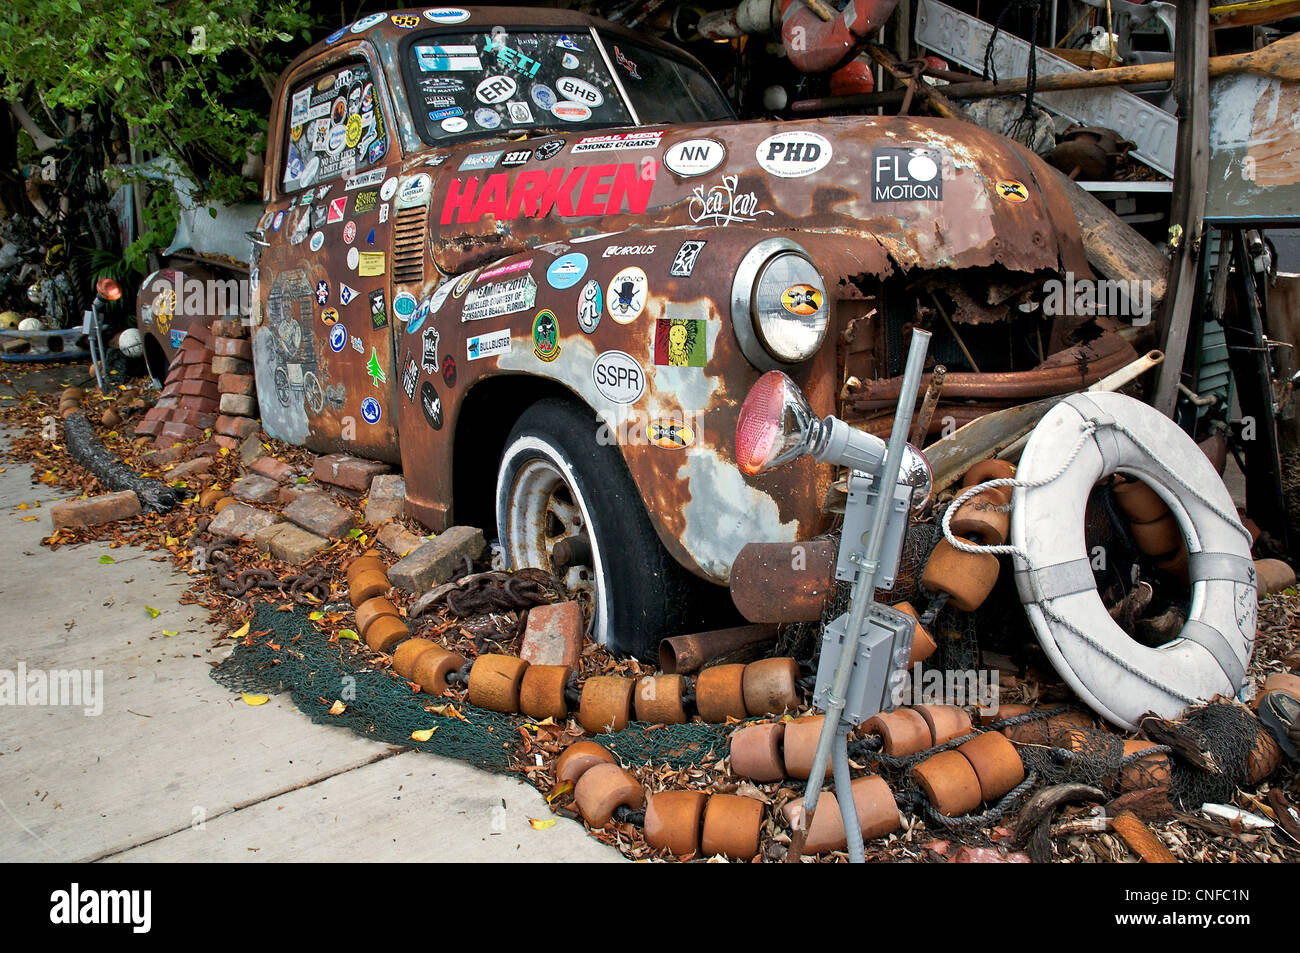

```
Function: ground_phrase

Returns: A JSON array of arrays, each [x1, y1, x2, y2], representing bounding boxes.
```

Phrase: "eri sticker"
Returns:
[[606, 267, 646, 324]]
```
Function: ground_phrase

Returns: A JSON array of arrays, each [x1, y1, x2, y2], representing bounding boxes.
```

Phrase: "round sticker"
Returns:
[[441, 116, 469, 133], [347, 247, 360, 270], [453, 270, 477, 297], [393, 292, 418, 320], [309, 230, 325, 251], [592, 350, 645, 404], [424, 7, 470, 24], [361, 397, 382, 424], [606, 267, 647, 324], [420, 380, 443, 429], [534, 139, 563, 161], [664, 138, 725, 177], [781, 284, 822, 316], [649, 419, 694, 450], [551, 101, 591, 123], [530, 84, 557, 110], [995, 179, 1029, 203], [474, 108, 501, 129], [351, 12, 386, 32], [380, 177, 398, 201], [320, 307, 339, 325], [555, 76, 603, 109], [345, 114, 362, 148], [441, 354, 457, 388], [754, 131, 832, 178], [476, 75, 517, 105], [343, 220, 356, 244], [429, 280, 455, 314], [562, 52, 579, 71], [546, 252, 588, 290], [908, 153, 939, 183], [577, 279, 602, 333], [329, 323, 347, 352]]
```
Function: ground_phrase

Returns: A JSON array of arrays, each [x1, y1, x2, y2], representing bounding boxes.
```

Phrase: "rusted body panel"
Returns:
[[248, 7, 1094, 585]]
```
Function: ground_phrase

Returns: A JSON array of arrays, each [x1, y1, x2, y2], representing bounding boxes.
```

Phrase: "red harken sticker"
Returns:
[[440, 163, 657, 224]]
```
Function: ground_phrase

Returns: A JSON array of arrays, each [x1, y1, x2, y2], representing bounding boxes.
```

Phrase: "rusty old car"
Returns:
[[235, 5, 1120, 659]]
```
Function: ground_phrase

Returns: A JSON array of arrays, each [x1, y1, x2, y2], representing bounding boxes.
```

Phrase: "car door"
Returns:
[[253, 44, 402, 463]]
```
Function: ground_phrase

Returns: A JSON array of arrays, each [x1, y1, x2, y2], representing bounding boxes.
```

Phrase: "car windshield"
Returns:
[[401, 28, 731, 145], [596, 35, 732, 125]]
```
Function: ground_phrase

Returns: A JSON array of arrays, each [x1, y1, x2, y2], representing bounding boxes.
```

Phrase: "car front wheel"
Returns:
[[495, 398, 694, 660]]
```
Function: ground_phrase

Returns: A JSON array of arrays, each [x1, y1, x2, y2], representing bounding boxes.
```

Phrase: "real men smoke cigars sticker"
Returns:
[[871, 148, 943, 202]]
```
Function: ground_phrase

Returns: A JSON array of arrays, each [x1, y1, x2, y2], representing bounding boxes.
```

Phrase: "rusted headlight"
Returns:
[[752, 253, 828, 362], [731, 238, 829, 370]]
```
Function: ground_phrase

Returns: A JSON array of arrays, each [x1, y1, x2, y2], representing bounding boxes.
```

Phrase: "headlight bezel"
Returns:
[[730, 237, 830, 370]]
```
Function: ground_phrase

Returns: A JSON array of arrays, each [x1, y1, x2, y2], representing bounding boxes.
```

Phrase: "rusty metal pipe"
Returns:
[[908, 364, 946, 446], [847, 337, 1138, 407], [658, 623, 778, 675]]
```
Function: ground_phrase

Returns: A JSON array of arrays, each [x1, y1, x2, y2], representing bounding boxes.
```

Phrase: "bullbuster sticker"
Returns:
[[872, 148, 943, 201], [653, 318, 707, 367], [607, 266, 646, 324], [467, 328, 511, 361]]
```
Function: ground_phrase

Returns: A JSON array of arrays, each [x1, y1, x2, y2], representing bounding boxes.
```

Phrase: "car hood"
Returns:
[[420, 114, 1090, 282]]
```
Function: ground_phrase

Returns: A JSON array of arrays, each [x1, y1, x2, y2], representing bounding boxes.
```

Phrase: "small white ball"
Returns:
[[118, 327, 144, 358]]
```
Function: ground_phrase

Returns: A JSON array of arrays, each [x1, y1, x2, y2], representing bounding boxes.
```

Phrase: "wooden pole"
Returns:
[[1152, 0, 1211, 417]]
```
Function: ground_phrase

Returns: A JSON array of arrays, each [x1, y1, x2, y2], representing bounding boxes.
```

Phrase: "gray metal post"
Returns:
[[787, 329, 931, 863]]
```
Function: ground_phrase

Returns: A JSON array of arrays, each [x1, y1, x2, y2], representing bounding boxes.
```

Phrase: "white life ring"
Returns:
[[1004, 392, 1256, 730]]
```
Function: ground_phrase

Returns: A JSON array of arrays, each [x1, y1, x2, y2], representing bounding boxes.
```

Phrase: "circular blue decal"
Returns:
[[546, 252, 588, 290], [361, 397, 382, 424], [329, 323, 347, 352]]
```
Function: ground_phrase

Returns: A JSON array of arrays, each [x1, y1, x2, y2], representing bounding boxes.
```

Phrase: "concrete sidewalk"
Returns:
[[0, 428, 619, 863]]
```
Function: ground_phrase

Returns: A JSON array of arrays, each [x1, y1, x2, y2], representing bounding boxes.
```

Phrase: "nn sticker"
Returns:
[[653, 318, 707, 367], [872, 148, 943, 202]]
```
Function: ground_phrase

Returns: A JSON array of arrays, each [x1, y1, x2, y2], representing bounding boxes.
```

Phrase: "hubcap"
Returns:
[[506, 457, 598, 630]]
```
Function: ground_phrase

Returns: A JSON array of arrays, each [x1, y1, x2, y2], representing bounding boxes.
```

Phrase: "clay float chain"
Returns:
[[921, 459, 1015, 613], [345, 556, 808, 726], [556, 742, 767, 861]]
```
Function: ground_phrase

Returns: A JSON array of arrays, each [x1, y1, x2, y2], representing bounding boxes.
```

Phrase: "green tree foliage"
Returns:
[[0, 0, 318, 240]]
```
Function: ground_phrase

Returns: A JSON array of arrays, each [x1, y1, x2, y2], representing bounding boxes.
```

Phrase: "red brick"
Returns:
[[178, 394, 217, 412], [218, 373, 255, 396], [142, 406, 168, 423], [213, 435, 239, 450], [215, 415, 261, 439], [211, 319, 247, 339], [134, 418, 164, 437], [182, 364, 217, 381], [213, 337, 252, 360], [211, 355, 253, 376], [181, 346, 214, 366], [160, 382, 181, 398], [160, 421, 200, 441], [313, 453, 391, 492], [520, 601, 585, 669], [218, 392, 257, 417], [250, 456, 295, 483], [184, 322, 213, 346], [51, 491, 142, 531], [179, 379, 219, 400]]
